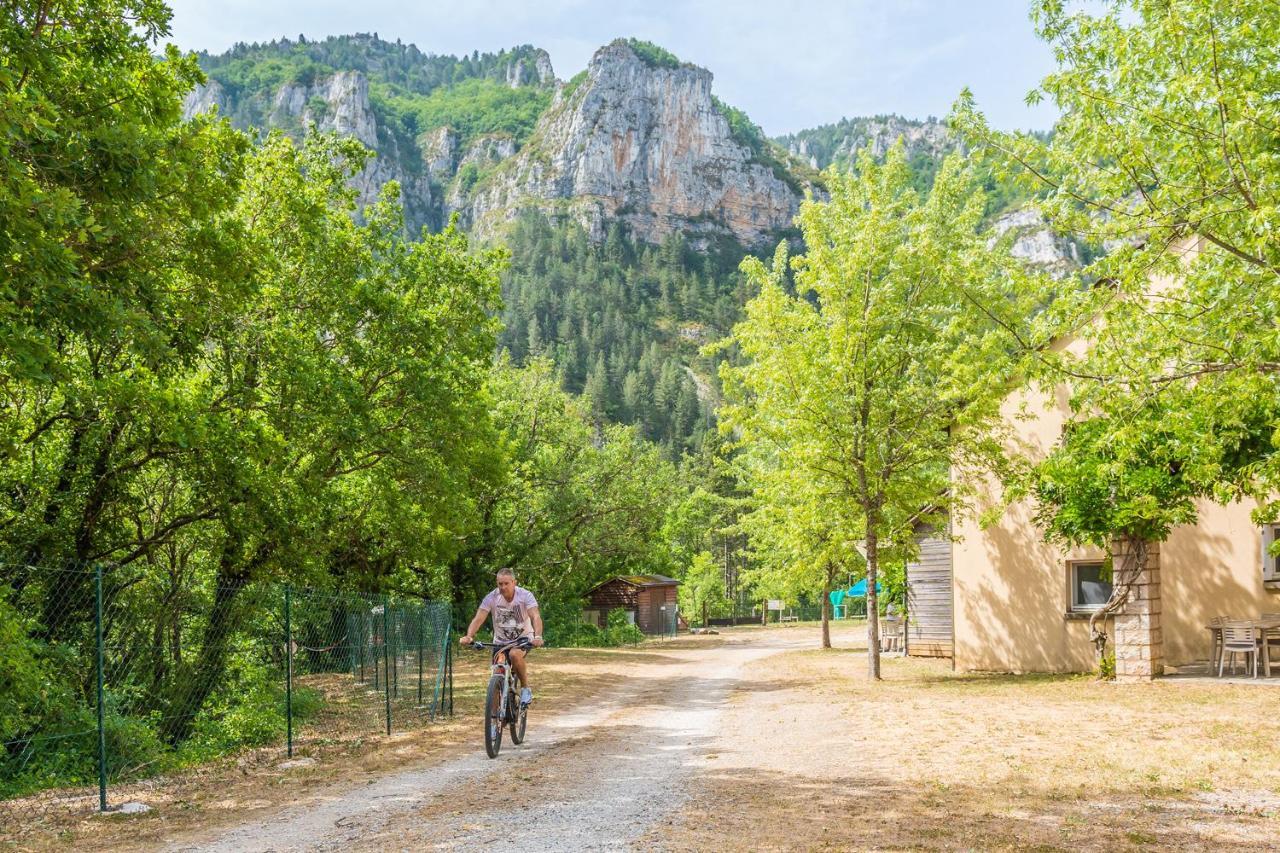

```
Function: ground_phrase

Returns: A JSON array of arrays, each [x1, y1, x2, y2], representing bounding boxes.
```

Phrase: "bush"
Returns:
[[622, 39, 684, 70], [1098, 651, 1116, 681], [178, 657, 290, 764], [604, 608, 643, 646], [538, 598, 605, 648], [537, 598, 643, 648]]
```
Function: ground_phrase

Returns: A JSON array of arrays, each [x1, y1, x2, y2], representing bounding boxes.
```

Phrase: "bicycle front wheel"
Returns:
[[484, 675, 504, 758]]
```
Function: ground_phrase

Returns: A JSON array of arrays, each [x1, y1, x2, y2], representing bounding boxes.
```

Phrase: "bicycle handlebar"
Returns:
[[466, 637, 535, 651]]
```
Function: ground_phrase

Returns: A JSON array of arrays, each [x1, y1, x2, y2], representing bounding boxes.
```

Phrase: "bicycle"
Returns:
[[467, 637, 532, 758]]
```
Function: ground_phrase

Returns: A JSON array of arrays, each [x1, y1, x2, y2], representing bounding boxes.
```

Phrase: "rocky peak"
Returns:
[[272, 70, 379, 148], [505, 48, 555, 88], [778, 114, 955, 171], [461, 40, 801, 247]]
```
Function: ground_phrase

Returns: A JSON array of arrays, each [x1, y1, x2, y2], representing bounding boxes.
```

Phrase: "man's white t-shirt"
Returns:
[[481, 586, 538, 643]]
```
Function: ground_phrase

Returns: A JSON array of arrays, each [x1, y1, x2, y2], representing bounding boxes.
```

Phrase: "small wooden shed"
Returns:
[[584, 574, 680, 635]]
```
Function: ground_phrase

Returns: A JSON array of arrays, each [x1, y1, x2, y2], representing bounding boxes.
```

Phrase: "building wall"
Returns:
[[635, 585, 678, 634], [952, 332, 1280, 672], [1163, 499, 1279, 664]]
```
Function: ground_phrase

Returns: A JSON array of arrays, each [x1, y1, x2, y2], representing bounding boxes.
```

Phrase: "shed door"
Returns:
[[906, 534, 953, 658]]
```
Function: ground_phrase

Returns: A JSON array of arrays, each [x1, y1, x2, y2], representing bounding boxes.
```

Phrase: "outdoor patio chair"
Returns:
[[1263, 614, 1280, 674], [1208, 616, 1226, 671], [1219, 622, 1261, 678], [880, 616, 903, 653]]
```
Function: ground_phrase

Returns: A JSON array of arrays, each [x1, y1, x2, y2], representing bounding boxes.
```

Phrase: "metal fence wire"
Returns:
[[0, 563, 452, 828]]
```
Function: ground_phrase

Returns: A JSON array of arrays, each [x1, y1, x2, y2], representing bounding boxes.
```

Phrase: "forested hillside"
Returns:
[[499, 213, 755, 455]]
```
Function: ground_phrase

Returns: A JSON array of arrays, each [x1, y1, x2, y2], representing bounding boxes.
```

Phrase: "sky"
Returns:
[[162, 0, 1060, 135]]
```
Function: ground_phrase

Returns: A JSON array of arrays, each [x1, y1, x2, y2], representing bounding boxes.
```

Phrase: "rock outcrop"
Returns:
[[505, 48, 555, 88], [778, 115, 954, 171], [420, 127, 460, 179], [989, 206, 1083, 278], [182, 79, 229, 120], [184, 70, 436, 231], [460, 41, 803, 247]]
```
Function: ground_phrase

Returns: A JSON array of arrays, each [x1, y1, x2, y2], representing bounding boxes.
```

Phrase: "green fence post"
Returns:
[[417, 607, 424, 706], [95, 562, 108, 813], [430, 615, 449, 721], [391, 605, 398, 700], [447, 622, 454, 717], [285, 584, 294, 758], [382, 595, 391, 735]]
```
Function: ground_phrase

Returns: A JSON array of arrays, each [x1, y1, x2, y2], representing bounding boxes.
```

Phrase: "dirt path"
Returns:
[[166, 626, 843, 852]]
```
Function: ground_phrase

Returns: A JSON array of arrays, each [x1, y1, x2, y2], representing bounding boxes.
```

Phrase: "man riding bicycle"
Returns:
[[460, 568, 544, 705]]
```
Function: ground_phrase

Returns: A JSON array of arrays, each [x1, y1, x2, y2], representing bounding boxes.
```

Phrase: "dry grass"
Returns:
[[0, 643, 657, 852], [657, 643, 1280, 851]]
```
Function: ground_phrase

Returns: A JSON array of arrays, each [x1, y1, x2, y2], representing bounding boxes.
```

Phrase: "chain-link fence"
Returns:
[[752, 602, 870, 623], [0, 563, 451, 828], [654, 605, 678, 639]]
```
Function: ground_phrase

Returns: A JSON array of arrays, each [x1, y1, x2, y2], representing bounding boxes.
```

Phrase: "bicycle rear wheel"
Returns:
[[509, 691, 527, 744], [484, 675, 504, 758]]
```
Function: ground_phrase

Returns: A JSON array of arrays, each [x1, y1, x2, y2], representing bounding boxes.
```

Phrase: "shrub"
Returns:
[[604, 608, 643, 646], [562, 70, 589, 99], [178, 658, 289, 764]]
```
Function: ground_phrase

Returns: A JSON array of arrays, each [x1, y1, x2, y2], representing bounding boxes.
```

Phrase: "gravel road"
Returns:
[[168, 628, 829, 852]]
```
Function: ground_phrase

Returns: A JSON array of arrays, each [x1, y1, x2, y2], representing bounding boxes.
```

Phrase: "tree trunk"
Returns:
[[761, 600, 768, 626], [702, 598, 708, 629], [820, 561, 832, 649], [161, 538, 268, 745], [865, 530, 881, 681]]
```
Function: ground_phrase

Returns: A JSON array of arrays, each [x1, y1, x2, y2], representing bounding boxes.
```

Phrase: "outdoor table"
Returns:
[[1206, 617, 1280, 677]]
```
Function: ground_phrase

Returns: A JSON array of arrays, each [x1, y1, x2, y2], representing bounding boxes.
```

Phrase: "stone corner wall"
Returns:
[[1112, 538, 1164, 682]]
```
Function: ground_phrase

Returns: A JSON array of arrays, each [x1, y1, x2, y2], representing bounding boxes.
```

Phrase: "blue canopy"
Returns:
[[846, 579, 882, 597]]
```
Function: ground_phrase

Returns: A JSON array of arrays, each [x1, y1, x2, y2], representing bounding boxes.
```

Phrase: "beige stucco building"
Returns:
[[947, 351, 1280, 676], [905, 244, 1280, 677]]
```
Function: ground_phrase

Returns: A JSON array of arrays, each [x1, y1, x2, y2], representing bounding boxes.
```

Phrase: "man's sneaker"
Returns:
[[520, 687, 533, 705]]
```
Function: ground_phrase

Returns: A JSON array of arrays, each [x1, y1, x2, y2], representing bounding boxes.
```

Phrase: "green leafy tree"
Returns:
[[952, 0, 1280, 504], [734, 445, 861, 648], [678, 551, 728, 628], [716, 145, 1049, 679], [447, 358, 680, 616]]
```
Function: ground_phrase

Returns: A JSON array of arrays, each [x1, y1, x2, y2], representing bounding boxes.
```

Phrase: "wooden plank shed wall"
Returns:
[[906, 530, 954, 658], [635, 585, 677, 634]]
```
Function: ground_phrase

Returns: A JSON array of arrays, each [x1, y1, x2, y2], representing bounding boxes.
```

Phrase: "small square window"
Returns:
[[1262, 525, 1280, 582], [1070, 561, 1112, 613]]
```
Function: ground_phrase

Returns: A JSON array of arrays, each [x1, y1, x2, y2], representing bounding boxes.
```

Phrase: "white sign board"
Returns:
[[767, 599, 785, 611]]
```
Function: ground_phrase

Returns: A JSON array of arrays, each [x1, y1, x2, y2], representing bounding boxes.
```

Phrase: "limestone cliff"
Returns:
[[989, 206, 1084, 278], [183, 69, 436, 230], [460, 41, 803, 248]]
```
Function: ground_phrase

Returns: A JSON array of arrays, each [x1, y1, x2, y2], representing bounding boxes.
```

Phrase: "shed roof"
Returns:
[[589, 574, 679, 592]]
